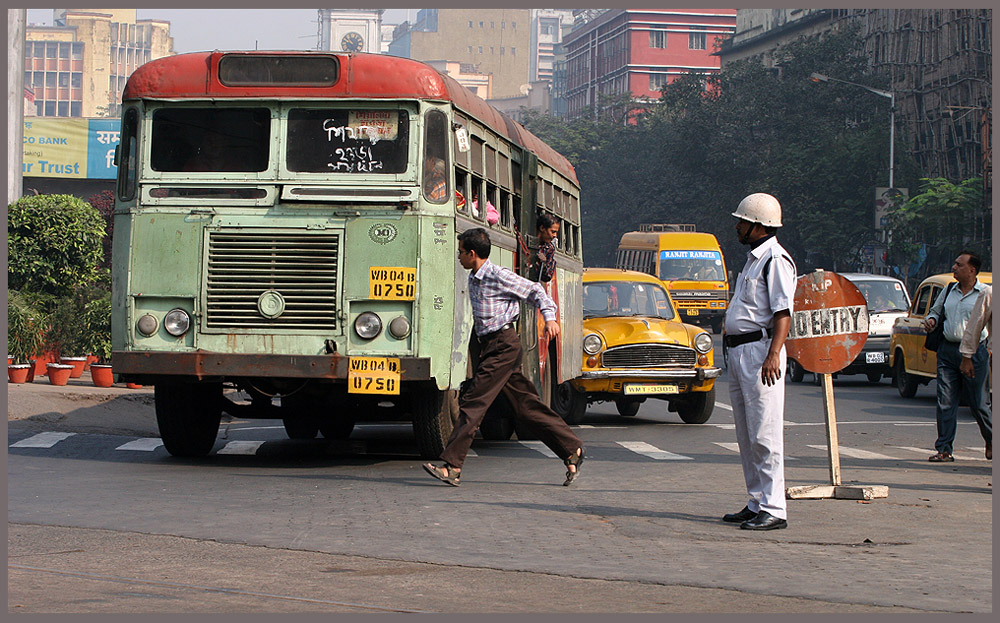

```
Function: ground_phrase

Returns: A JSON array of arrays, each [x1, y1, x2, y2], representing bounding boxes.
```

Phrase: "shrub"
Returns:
[[8, 193, 106, 296], [7, 290, 46, 364]]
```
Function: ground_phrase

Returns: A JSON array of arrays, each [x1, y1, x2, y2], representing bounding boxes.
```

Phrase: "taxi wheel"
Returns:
[[787, 359, 805, 383], [866, 371, 883, 384], [615, 399, 641, 417], [895, 358, 919, 398], [676, 386, 715, 424]]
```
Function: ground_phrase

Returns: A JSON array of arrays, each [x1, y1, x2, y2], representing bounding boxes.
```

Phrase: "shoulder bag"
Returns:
[[924, 282, 955, 352]]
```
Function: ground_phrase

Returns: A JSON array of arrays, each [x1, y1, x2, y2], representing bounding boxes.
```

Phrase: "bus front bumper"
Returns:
[[112, 350, 432, 382]]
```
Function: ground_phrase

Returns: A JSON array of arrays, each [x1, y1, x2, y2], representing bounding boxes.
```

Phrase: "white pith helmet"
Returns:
[[732, 193, 782, 227]]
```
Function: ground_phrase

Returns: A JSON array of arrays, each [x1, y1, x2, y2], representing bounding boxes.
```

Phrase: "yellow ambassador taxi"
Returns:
[[889, 271, 992, 397], [553, 268, 721, 424]]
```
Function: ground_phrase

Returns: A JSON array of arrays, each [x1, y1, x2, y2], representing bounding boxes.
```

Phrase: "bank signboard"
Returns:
[[23, 118, 120, 180]]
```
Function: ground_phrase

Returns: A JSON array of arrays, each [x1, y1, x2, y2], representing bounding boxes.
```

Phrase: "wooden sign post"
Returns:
[[784, 270, 889, 501]]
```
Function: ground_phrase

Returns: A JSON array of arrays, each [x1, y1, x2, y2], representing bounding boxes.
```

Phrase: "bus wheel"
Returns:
[[615, 399, 641, 417], [552, 381, 587, 424], [711, 317, 723, 334], [282, 418, 319, 440], [412, 387, 457, 459], [280, 392, 320, 439], [155, 381, 223, 457], [676, 387, 715, 424], [320, 416, 356, 440]]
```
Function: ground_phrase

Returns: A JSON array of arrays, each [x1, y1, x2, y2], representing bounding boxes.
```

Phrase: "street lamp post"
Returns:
[[810, 72, 895, 189]]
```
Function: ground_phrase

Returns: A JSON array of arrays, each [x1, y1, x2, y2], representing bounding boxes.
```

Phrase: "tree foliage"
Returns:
[[522, 25, 926, 275], [8, 194, 106, 295]]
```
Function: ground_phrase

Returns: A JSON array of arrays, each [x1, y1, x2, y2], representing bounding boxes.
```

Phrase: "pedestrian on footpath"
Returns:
[[923, 252, 992, 462], [422, 228, 585, 487], [721, 193, 796, 531]]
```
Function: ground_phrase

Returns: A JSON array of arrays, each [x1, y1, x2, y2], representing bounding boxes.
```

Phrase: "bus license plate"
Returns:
[[369, 267, 417, 300], [686, 309, 699, 316], [348, 357, 401, 395], [866, 352, 885, 364], [624, 383, 679, 395]]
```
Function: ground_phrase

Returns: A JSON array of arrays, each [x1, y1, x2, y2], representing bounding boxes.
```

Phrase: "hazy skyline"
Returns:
[[25, 8, 414, 53]]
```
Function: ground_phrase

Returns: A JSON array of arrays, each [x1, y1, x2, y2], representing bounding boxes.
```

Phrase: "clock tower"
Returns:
[[318, 9, 383, 54]]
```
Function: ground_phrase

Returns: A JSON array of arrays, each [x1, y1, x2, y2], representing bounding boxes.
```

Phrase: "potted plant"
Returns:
[[78, 294, 113, 387], [7, 290, 45, 382]]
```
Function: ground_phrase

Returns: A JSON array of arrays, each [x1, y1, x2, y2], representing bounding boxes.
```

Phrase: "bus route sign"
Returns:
[[785, 270, 869, 374]]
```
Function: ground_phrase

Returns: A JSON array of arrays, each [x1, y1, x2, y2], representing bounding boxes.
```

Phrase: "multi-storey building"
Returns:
[[530, 9, 576, 83], [388, 8, 532, 100], [562, 9, 736, 119], [24, 9, 173, 117]]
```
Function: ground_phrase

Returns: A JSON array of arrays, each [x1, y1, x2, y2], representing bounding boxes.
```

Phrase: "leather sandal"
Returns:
[[563, 447, 585, 486], [928, 452, 954, 462], [423, 463, 461, 486]]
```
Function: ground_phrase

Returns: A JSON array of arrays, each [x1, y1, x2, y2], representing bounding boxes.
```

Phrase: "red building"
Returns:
[[563, 9, 736, 118]]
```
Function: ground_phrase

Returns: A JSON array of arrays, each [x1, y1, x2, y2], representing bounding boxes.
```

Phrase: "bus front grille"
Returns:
[[205, 231, 339, 330], [602, 344, 695, 368]]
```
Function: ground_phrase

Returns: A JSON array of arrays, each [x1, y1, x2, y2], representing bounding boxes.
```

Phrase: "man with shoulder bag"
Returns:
[[921, 251, 992, 462]]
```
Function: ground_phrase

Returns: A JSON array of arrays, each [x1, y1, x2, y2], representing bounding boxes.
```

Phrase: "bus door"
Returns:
[[514, 151, 545, 399]]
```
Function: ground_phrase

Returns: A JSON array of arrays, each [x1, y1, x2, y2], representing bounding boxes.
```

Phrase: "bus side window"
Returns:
[[470, 175, 485, 220], [499, 188, 511, 228], [423, 109, 450, 203], [117, 108, 138, 201], [455, 169, 469, 213]]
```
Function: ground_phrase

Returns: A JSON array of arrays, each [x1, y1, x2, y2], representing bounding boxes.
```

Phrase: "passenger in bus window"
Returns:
[[532, 213, 559, 283], [423, 156, 448, 202], [422, 227, 585, 487]]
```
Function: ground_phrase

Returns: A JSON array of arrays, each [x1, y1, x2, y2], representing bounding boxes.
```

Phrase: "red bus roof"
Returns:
[[123, 51, 577, 184]]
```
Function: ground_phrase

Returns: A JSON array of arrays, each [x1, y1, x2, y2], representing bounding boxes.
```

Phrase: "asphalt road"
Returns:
[[6, 352, 993, 614]]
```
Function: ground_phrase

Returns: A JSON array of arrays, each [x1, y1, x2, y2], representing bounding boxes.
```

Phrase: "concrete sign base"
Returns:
[[786, 484, 890, 500]]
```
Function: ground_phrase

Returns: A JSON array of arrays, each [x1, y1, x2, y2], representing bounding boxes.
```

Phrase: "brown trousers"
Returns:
[[440, 325, 582, 469]]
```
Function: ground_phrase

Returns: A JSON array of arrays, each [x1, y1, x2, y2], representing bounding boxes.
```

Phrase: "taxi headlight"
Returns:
[[694, 332, 714, 354], [354, 312, 383, 339], [163, 308, 191, 337], [583, 333, 603, 355]]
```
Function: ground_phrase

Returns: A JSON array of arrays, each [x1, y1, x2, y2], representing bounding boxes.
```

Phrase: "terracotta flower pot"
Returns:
[[61, 356, 88, 378], [126, 382, 143, 389], [32, 355, 50, 376], [90, 364, 114, 388], [7, 355, 12, 366], [85, 354, 99, 370], [46, 363, 74, 386], [8, 364, 31, 384], [25, 360, 36, 383]]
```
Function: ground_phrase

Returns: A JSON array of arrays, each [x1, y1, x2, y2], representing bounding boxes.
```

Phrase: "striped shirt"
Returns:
[[469, 260, 557, 336]]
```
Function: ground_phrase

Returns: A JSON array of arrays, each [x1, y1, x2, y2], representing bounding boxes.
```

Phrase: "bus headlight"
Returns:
[[136, 313, 158, 336], [388, 315, 411, 339], [354, 312, 383, 339], [694, 332, 713, 354], [583, 333, 603, 355], [163, 308, 191, 337]]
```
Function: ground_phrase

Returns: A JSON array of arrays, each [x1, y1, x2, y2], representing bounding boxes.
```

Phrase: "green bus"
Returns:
[[111, 51, 583, 458]]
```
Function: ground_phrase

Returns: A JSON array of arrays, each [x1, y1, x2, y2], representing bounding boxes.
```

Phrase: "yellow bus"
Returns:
[[615, 225, 729, 333]]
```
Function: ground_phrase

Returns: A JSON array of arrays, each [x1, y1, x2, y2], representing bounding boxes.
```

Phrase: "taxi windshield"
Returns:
[[583, 281, 675, 320]]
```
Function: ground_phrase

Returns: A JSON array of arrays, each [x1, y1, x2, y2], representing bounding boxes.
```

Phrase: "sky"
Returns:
[[25, 8, 415, 53]]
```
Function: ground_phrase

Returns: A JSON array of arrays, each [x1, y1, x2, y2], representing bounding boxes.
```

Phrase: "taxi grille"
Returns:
[[205, 230, 339, 330], [602, 344, 696, 368]]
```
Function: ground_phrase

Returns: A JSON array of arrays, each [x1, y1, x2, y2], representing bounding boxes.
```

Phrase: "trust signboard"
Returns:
[[23, 118, 120, 180]]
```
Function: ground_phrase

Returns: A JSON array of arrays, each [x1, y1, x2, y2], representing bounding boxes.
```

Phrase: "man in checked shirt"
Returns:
[[423, 228, 585, 487]]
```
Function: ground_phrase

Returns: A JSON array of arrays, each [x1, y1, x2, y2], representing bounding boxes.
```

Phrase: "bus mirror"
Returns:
[[113, 145, 119, 167], [454, 126, 470, 153]]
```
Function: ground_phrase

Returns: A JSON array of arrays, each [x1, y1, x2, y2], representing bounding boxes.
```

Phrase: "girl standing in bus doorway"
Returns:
[[533, 213, 559, 284]]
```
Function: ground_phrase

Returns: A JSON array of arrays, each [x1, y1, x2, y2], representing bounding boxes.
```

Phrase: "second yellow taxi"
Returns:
[[553, 268, 721, 424]]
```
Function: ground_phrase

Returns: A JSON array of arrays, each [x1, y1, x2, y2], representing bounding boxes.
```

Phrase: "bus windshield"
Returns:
[[151, 108, 271, 172], [583, 281, 675, 320], [287, 109, 409, 173], [658, 251, 725, 282]]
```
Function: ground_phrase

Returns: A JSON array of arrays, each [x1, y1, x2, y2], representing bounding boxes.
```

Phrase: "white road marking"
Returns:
[[714, 442, 741, 453], [715, 402, 733, 411], [617, 441, 691, 460], [116, 438, 164, 451], [895, 446, 990, 462], [10, 432, 76, 448], [217, 441, 266, 455], [807, 445, 898, 460], [575, 425, 627, 429], [518, 441, 558, 458]]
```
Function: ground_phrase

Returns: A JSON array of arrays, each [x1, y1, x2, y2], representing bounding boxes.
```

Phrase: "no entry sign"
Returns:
[[785, 270, 869, 374]]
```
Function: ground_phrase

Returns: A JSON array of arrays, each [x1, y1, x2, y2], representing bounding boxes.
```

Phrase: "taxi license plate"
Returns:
[[866, 352, 885, 364], [348, 357, 401, 395], [624, 383, 679, 396], [686, 309, 700, 316]]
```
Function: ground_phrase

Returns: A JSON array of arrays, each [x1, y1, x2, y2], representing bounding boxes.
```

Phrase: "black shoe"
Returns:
[[740, 511, 787, 531], [723, 506, 757, 523]]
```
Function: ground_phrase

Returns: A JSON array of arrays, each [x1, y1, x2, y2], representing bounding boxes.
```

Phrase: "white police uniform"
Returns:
[[724, 235, 796, 520]]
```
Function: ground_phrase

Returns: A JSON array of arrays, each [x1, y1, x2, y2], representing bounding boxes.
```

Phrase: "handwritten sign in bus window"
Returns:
[[369, 267, 417, 300], [286, 109, 409, 174]]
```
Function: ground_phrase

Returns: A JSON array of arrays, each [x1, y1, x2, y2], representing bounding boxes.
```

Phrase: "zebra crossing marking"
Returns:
[[518, 441, 558, 458], [116, 438, 164, 451], [10, 432, 76, 448], [808, 445, 898, 460], [616, 441, 691, 460], [217, 440, 266, 455]]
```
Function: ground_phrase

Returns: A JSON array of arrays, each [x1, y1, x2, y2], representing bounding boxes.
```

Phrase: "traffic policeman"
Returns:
[[722, 193, 796, 531]]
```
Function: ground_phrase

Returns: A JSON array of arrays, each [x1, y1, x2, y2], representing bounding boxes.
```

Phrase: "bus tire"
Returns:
[[412, 387, 457, 459], [280, 392, 321, 439], [895, 357, 919, 398], [676, 386, 715, 424], [615, 399, 641, 417], [155, 381, 223, 457], [711, 317, 723, 334], [283, 418, 319, 440], [553, 381, 587, 424]]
